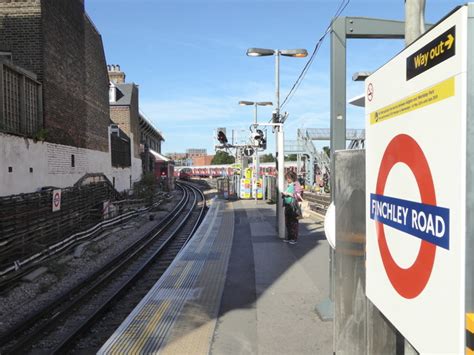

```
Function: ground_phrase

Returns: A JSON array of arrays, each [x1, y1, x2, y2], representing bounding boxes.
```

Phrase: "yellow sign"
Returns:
[[244, 168, 252, 179], [370, 77, 455, 125], [406, 26, 456, 80]]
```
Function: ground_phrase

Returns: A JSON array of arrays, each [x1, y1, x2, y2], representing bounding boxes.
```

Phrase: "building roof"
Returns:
[[139, 111, 165, 142], [149, 149, 170, 162], [110, 83, 135, 106]]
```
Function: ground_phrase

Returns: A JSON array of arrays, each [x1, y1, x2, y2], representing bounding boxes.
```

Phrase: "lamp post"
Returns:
[[246, 48, 307, 240], [239, 100, 273, 202]]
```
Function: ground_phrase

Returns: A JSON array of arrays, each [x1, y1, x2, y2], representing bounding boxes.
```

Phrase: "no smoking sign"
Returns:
[[52, 189, 62, 212]]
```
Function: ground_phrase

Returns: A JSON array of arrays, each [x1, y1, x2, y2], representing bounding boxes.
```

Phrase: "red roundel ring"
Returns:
[[375, 134, 437, 299]]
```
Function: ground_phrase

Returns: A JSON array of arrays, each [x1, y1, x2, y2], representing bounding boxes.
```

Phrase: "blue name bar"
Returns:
[[370, 194, 450, 250]]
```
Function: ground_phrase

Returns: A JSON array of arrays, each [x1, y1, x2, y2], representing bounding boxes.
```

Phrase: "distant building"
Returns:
[[192, 155, 214, 166], [108, 65, 165, 175], [0, 0, 138, 195], [108, 68, 140, 160], [167, 153, 188, 161], [139, 112, 165, 173], [186, 148, 207, 158], [166, 149, 210, 166]]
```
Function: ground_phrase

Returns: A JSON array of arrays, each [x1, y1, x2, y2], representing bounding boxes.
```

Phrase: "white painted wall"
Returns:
[[0, 132, 142, 196]]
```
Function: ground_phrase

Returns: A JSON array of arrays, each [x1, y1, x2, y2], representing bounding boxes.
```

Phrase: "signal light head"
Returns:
[[217, 130, 228, 144]]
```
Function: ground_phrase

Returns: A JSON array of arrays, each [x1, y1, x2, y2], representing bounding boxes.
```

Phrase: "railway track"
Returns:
[[0, 181, 206, 354], [304, 192, 331, 215]]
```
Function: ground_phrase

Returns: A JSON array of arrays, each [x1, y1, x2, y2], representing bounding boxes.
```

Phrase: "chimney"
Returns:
[[107, 64, 126, 84]]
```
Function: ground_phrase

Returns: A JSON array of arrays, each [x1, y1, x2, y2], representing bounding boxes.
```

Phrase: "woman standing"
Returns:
[[282, 171, 302, 244]]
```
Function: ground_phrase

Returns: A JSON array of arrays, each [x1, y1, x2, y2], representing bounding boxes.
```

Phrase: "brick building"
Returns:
[[108, 65, 165, 174], [165, 150, 214, 166], [0, 0, 141, 195], [192, 155, 214, 166], [0, 0, 110, 150], [108, 67, 140, 159], [140, 112, 165, 173], [186, 148, 207, 158]]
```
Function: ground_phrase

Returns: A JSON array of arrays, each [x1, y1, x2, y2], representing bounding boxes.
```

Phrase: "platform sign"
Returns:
[[252, 178, 263, 199], [240, 178, 251, 199], [366, 6, 467, 354], [52, 189, 62, 212]]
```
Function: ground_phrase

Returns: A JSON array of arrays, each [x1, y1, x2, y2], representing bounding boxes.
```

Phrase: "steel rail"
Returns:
[[0, 184, 198, 354], [51, 182, 205, 353]]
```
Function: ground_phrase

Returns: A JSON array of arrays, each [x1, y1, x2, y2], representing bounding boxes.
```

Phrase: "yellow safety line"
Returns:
[[130, 300, 172, 354], [467, 313, 474, 354], [106, 202, 222, 353], [467, 313, 474, 333]]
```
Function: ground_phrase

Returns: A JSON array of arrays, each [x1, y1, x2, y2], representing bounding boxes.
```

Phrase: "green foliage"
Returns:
[[259, 153, 275, 163], [133, 172, 157, 205], [33, 128, 48, 143], [211, 151, 235, 165], [323, 146, 330, 158], [285, 154, 297, 161]]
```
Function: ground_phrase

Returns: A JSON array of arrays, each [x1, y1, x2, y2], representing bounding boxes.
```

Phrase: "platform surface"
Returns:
[[99, 198, 333, 354]]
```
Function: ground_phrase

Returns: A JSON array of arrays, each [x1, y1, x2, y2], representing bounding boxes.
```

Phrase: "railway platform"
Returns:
[[99, 198, 333, 354]]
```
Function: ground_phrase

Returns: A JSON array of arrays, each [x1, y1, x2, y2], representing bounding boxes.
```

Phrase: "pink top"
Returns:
[[294, 181, 303, 201]]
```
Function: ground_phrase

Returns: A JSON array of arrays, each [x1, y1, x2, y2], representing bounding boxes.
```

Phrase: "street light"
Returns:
[[246, 47, 307, 240], [238, 101, 273, 202]]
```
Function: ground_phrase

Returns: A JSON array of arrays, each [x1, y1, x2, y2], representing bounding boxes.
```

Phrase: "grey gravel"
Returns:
[[22, 267, 48, 282], [0, 190, 181, 336]]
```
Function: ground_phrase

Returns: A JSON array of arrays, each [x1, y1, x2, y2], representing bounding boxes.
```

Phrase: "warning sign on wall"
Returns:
[[52, 189, 62, 212], [366, 6, 467, 354]]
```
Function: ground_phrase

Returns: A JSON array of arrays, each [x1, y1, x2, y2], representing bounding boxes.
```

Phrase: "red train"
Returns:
[[154, 160, 175, 190], [176, 162, 301, 179]]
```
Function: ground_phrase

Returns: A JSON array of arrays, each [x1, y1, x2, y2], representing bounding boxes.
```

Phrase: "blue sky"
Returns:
[[85, 0, 464, 155]]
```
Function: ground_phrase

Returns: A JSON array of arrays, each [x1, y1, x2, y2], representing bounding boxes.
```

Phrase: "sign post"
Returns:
[[366, 5, 470, 353]]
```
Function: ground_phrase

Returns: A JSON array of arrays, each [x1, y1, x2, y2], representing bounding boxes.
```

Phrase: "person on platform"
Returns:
[[297, 175, 305, 198], [282, 171, 302, 244]]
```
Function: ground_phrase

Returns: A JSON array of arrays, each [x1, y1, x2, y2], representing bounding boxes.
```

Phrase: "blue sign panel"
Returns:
[[370, 193, 450, 250]]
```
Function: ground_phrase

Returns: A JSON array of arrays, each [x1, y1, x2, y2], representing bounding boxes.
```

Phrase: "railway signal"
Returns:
[[216, 128, 228, 145]]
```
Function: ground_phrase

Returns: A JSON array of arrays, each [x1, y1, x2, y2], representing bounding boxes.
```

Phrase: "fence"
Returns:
[[0, 60, 43, 137], [216, 176, 239, 199], [0, 182, 117, 273]]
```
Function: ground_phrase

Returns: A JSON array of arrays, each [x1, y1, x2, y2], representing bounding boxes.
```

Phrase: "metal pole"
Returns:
[[254, 104, 259, 203], [275, 51, 285, 240], [404, 2, 426, 353], [405, 0, 426, 46]]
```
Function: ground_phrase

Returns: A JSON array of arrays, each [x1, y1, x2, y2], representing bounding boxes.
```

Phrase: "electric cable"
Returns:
[[280, 0, 351, 110]]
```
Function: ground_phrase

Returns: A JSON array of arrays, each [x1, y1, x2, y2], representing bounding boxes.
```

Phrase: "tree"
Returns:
[[211, 150, 235, 165], [322, 146, 330, 158], [285, 154, 297, 161], [259, 153, 275, 163]]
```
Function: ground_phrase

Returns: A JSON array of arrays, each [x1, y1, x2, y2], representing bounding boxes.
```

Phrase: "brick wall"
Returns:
[[0, 1, 43, 78], [110, 106, 131, 134], [0, 0, 110, 152], [84, 15, 109, 152], [129, 85, 140, 159], [193, 155, 214, 166], [47, 143, 86, 174], [41, 0, 87, 147], [110, 85, 140, 159]]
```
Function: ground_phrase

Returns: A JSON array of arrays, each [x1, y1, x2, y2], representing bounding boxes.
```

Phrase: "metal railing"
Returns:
[[0, 60, 43, 137]]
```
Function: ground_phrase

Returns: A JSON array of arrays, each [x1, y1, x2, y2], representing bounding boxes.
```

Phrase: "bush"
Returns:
[[133, 173, 157, 205]]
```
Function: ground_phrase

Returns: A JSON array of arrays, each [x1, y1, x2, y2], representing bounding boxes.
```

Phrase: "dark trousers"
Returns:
[[285, 207, 299, 241]]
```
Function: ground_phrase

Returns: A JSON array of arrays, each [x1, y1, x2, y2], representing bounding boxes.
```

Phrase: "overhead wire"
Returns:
[[280, 0, 351, 111]]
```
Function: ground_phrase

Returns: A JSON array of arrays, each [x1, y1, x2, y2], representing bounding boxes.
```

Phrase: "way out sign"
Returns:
[[366, 6, 470, 354], [52, 189, 62, 212]]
